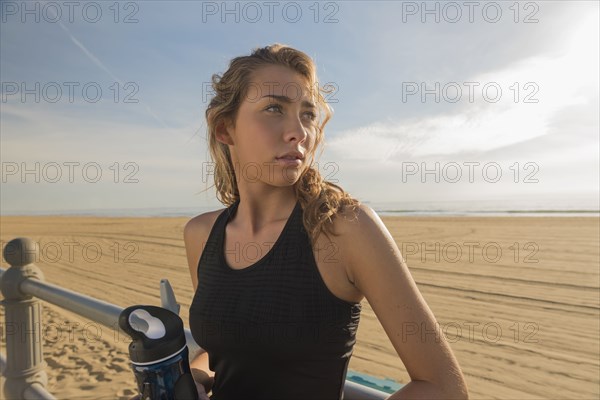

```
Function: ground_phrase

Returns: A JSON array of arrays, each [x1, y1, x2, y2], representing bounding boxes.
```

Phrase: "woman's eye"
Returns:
[[304, 111, 317, 121], [265, 104, 316, 122], [265, 104, 282, 113]]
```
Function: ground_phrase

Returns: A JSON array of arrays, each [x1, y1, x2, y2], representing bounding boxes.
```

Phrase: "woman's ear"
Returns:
[[215, 119, 235, 145]]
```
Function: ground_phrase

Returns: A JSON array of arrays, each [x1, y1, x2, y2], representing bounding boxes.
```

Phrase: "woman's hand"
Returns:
[[190, 368, 215, 398], [128, 382, 210, 400], [128, 374, 213, 400], [194, 380, 211, 400]]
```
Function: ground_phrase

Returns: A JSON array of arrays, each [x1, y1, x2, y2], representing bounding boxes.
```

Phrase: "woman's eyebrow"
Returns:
[[261, 94, 316, 109]]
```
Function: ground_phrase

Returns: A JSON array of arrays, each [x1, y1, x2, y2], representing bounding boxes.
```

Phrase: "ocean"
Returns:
[[3, 198, 598, 217]]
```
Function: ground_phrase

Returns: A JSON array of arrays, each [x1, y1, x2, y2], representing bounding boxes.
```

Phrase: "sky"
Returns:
[[1, 0, 599, 214]]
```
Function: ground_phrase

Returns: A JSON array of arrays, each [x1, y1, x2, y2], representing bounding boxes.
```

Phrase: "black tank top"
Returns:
[[189, 199, 362, 400]]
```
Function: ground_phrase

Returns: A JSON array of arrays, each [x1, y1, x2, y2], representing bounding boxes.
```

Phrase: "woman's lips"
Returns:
[[276, 157, 302, 166]]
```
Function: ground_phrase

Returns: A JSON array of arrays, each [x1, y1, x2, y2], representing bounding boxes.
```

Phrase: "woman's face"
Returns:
[[220, 64, 318, 188]]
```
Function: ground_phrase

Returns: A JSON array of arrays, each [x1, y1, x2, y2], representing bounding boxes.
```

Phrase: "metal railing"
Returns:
[[0, 237, 390, 400]]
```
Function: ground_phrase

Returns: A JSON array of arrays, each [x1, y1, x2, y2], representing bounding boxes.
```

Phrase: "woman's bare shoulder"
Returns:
[[330, 203, 390, 282], [184, 207, 228, 241], [330, 202, 377, 235]]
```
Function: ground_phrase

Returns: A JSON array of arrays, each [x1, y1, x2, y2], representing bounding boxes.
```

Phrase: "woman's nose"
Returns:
[[284, 116, 309, 143]]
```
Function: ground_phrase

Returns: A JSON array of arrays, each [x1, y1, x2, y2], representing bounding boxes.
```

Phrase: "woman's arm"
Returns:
[[336, 204, 469, 400]]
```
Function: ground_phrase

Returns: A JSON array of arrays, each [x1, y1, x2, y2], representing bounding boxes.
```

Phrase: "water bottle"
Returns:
[[119, 305, 199, 400]]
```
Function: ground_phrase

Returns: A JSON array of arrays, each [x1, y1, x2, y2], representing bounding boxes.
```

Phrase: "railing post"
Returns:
[[1, 237, 50, 399]]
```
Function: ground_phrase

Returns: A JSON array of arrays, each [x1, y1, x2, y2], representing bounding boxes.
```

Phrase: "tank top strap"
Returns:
[[196, 200, 241, 277]]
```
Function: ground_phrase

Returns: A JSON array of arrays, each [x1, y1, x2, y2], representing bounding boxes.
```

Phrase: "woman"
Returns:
[[184, 44, 469, 400]]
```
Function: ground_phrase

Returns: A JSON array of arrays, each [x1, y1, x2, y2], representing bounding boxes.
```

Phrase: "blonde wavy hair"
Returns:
[[205, 43, 361, 248]]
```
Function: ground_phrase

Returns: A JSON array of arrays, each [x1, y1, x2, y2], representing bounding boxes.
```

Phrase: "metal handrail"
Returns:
[[0, 353, 6, 374], [22, 383, 57, 400]]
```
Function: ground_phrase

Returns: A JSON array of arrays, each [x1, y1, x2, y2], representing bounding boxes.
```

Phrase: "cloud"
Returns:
[[326, 13, 598, 163]]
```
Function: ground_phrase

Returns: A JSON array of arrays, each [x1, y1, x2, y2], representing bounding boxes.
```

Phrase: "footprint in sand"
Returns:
[[94, 372, 111, 382], [116, 388, 137, 398], [108, 363, 128, 373]]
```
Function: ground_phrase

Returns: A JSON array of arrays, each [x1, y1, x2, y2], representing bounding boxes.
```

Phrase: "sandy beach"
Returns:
[[1, 214, 598, 400]]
